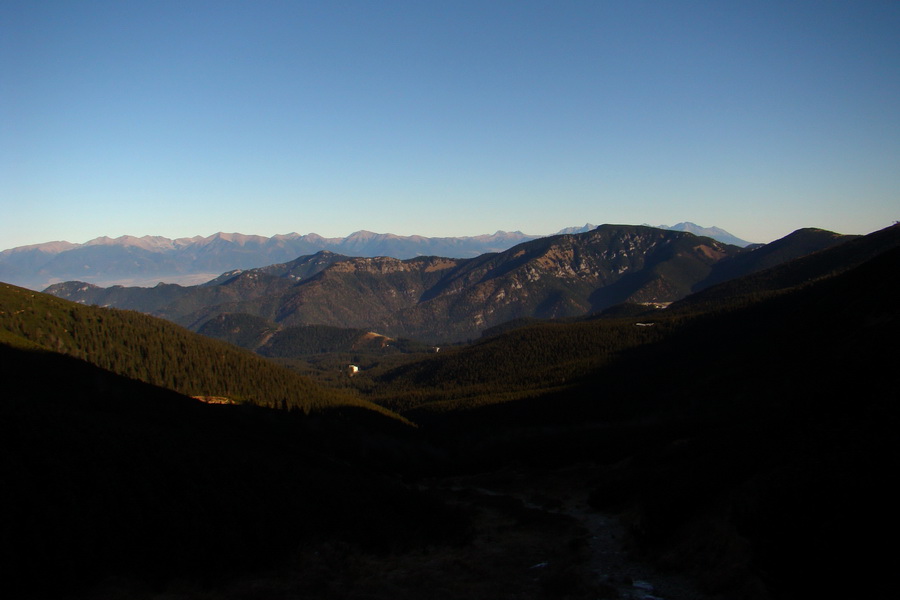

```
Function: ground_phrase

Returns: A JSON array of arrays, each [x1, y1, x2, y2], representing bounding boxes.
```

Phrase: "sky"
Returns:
[[2, 0, 898, 249]]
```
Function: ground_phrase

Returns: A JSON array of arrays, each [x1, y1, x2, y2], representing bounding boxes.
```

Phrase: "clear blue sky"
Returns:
[[2, 0, 898, 249]]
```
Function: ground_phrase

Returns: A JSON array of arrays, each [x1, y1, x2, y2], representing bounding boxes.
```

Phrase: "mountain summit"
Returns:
[[650, 222, 752, 247]]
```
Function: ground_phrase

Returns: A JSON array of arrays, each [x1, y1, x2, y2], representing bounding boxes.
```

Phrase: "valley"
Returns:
[[2, 223, 898, 599]]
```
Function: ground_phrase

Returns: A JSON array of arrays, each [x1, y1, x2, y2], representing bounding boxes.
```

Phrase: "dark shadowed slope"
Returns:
[[697, 226, 856, 289], [0, 342, 460, 599], [395, 230, 900, 599], [672, 222, 898, 313]]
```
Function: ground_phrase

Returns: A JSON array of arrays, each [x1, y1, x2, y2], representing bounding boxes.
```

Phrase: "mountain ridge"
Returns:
[[45, 224, 845, 343], [2, 224, 748, 290]]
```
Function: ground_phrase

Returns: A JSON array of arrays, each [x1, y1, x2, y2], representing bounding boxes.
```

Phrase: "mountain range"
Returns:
[[1, 222, 750, 290], [46, 224, 836, 344]]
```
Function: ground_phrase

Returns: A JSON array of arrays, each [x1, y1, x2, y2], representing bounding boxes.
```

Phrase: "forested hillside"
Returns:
[[196, 312, 431, 357], [367, 317, 669, 413], [0, 282, 392, 416]]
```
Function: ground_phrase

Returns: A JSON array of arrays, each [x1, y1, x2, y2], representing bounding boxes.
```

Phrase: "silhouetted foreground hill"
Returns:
[[576, 243, 900, 599], [0, 344, 460, 599], [668, 221, 898, 313]]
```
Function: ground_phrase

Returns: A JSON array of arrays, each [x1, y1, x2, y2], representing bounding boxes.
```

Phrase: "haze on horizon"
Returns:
[[2, 1, 898, 250]]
